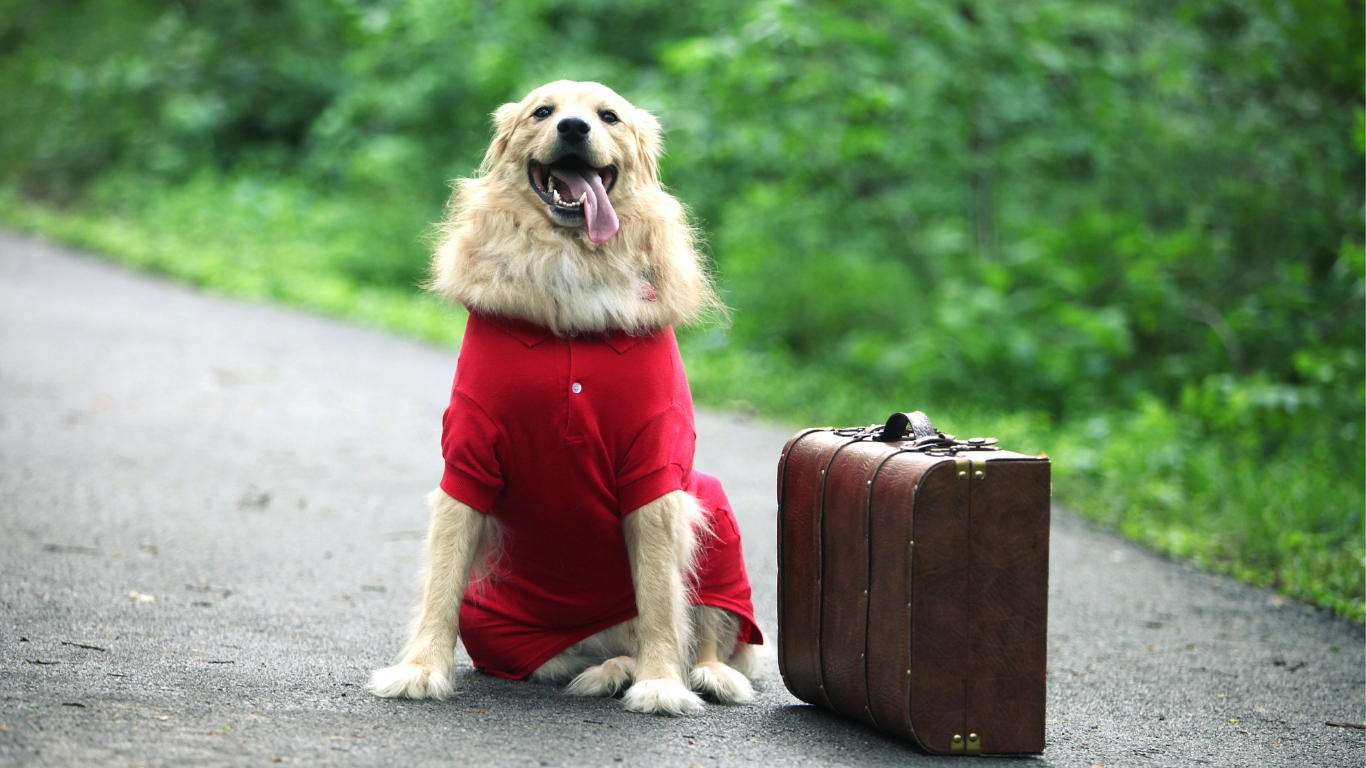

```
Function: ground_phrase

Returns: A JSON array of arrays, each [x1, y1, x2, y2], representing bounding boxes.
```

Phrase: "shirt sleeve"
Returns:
[[617, 402, 695, 514], [439, 389, 503, 513]]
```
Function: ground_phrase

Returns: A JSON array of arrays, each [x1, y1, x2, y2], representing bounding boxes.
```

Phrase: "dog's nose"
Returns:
[[557, 117, 591, 144]]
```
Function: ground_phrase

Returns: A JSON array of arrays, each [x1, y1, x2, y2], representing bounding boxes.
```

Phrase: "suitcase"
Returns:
[[777, 411, 1051, 756]]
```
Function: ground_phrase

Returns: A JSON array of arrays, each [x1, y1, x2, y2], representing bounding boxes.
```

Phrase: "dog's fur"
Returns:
[[369, 81, 755, 715]]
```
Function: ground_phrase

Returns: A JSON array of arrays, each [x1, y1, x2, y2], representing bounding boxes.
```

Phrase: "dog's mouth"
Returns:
[[528, 157, 620, 244]]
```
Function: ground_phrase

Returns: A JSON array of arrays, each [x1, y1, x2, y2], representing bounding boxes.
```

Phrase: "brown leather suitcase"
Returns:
[[777, 411, 1050, 756]]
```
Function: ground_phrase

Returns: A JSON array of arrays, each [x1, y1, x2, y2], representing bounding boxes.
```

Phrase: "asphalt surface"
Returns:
[[0, 230, 1362, 768]]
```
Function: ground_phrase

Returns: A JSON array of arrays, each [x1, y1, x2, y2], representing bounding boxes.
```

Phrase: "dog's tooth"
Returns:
[[579, 193, 587, 205], [553, 188, 561, 204]]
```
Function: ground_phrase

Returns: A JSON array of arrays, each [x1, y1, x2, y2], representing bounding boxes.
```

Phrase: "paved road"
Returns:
[[0, 231, 1361, 767]]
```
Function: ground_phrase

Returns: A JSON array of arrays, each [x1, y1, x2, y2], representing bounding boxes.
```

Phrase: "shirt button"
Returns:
[[571, 382, 582, 394]]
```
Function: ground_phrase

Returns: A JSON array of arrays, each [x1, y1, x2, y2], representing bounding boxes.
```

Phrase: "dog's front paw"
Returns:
[[621, 678, 705, 716], [565, 655, 636, 697], [690, 661, 754, 704], [368, 662, 454, 700]]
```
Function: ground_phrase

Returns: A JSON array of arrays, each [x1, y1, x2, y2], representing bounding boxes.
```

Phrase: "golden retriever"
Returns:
[[368, 81, 759, 715]]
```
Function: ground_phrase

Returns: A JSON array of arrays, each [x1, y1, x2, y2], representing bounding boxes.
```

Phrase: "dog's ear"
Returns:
[[479, 102, 522, 174], [631, 108, 663, 186]]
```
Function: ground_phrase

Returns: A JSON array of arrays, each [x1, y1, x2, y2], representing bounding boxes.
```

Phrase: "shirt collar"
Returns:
[[603, 333, 644, 354], [470, 310, 650, 353], [478, 312, 552, 348]]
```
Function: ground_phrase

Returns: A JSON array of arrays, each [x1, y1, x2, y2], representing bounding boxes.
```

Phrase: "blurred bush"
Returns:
[[1, 0, 1361, 616]]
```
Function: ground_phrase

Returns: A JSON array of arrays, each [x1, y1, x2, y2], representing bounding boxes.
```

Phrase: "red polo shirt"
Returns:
[[439, 311, 762, 679]]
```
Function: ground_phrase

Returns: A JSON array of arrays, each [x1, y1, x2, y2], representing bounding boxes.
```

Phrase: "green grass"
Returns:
[[0, 174, 468, 346], [3, 172, 1360, 622]]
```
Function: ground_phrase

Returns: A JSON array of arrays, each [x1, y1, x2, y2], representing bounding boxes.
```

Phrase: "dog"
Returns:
[[368, 81, 762, 716]]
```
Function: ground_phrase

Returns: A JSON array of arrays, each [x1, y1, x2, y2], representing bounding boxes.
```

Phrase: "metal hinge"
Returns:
[[950, 733, 981, 756], [955, 456, 985, 481]]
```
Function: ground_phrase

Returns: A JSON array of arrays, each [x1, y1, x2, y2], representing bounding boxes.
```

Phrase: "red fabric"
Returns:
[[440, 311, 763, 679]]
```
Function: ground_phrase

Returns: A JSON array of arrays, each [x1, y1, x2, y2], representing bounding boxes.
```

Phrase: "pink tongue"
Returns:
[[549, 167, 619, 243]]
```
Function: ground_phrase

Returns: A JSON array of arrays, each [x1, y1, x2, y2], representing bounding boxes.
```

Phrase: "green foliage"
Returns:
[[0, 0, 352, 196], [1, 0, 1361, 620], [663, 0, 1362, 413]]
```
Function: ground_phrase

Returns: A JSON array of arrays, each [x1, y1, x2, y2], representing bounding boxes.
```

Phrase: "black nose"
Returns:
[[557, 117, 590, 144]]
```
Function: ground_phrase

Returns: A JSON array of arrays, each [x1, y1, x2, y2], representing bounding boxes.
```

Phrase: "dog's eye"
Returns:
[[599, 110, 619, 125], [533, 106, 554, 120]]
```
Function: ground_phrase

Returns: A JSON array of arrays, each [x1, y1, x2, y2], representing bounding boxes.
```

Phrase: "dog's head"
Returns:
[[481, 80, 661, 244], [433, 81, 719, 335]]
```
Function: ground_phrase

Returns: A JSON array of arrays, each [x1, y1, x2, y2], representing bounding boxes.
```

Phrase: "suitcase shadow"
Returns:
[[768, 705, 1045, 764]]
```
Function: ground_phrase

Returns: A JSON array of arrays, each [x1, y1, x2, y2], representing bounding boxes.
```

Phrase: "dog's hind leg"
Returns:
[[549, 620, 637, 696], [619, 490, 707, 715], [728, 639, 758, 678], [565, 655, 638, 697], [531, 620, 634, 691], [368, 489, 489, 700], [688, 605, 755, 704]]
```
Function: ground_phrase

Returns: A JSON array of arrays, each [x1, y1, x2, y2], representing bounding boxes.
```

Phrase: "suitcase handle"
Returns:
[[868, 412, 1001, 454], [878, 411, 938, 443], [833, 411, 1000, 453]]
